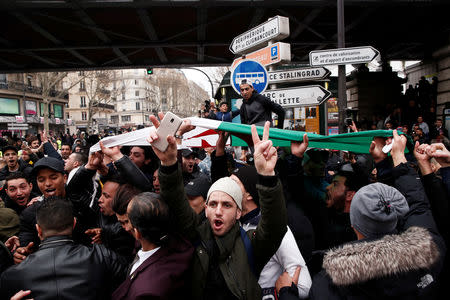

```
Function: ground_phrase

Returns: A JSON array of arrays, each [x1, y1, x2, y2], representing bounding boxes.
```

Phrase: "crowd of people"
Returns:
[[0, 79, 448, 299]]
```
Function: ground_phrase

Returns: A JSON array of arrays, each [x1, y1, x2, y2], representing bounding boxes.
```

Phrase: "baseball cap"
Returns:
[[185, 176, 211, 200], [181, 148, 197, 158], [32, 157, 65, 175], [2, 145, 18, 154]]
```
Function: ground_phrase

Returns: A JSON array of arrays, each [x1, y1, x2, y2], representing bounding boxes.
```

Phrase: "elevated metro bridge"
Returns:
[[0, 0, 448, 72]]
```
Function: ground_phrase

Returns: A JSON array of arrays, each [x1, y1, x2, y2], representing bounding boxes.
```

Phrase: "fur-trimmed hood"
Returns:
[[323, 226, 440, 286]]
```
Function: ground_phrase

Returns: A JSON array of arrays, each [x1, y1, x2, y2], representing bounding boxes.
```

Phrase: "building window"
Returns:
[[80, 80, 85, 91], [121, 115, 131, 122], [110, 115, 118, 124], [135, 80, 138, 85], [145, 115, 149, 122], [80, 96, 86, 107], [27, 75, 32, 87], [135, 90, 139, 97], [122, 92, 125, 100], [78, 71, 85, 76], [82, 112, 87, 121], [136, 102, 140, 110], [66, 113, 69, 119]]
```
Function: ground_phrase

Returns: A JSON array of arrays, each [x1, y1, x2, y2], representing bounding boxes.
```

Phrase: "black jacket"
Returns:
[[0, 160, 32, 181], [309, 163, 446, 299], [0, 235, 127, 300], [239, 91, 285, 129]]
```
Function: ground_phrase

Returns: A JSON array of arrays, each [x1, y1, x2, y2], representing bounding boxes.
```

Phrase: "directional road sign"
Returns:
[[230, 60, 269, 94], [268, 67, 330, 84], [229, 16, 290, 55], [8, 123, 29, 130], [261, 85, 332, 108], [231, 42, 291, 68], [309, 46, 380, 66]]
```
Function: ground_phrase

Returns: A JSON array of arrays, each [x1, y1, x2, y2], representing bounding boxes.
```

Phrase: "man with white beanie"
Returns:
[[310, 130, 446, 299], [148, 114, 287, 300]]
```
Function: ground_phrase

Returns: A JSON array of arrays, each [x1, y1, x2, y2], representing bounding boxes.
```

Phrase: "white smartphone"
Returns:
[[152, 112, 183, 152]]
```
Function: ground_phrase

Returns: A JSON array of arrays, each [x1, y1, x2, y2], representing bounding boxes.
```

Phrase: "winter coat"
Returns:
[[309, 163, 446, 299], [159, 163, 287, 300], [0, 235, 127, 300], [112, 235, 193, 300], [0, 160, 32, 181], [239, 91, 285, 129]]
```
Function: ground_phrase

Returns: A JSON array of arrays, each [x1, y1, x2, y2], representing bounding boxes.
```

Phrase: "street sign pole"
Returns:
[[337, 0, 347, 133]]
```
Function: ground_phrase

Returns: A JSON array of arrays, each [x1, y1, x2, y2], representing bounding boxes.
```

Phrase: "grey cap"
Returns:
[[350, 182, 409, 239], [207, 177, 242, 210]]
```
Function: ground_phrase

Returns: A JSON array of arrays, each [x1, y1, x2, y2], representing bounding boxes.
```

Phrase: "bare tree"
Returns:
[[83, 70, 116, 132], [36, 72, 85, 132]]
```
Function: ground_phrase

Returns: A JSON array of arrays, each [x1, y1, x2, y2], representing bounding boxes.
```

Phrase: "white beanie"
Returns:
[[207, 177, 243, 210]]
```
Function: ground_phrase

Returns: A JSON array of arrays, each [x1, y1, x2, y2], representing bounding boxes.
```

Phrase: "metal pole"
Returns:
[[185, 67, 215, 98], [337, 0, 347, 133]]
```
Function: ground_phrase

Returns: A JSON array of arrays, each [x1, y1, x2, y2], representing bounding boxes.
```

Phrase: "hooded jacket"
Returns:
[[309, 163, 446, 299]]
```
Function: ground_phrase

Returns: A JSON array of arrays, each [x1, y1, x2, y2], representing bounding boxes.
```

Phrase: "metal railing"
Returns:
[[0, 81, 69, 99]]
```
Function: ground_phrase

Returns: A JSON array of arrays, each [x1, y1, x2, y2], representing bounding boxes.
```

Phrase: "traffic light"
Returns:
[[146, 68, 153, 75]]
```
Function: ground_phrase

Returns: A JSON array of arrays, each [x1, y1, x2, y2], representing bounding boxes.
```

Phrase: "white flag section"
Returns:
[[89, 117, 228, 153]]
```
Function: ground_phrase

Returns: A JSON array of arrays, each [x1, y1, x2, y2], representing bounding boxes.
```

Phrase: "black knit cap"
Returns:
[[232, 165, 259, 206]]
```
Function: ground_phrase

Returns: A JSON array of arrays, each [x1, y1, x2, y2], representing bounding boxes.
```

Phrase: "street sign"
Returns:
[[268, 67, 330, 84], [261, 85, 332, 107], [230, 60, 269, 94], [8, 123, 29, 130], [229, 16, 290, 54], [231, 42, 291, 68], [309, 46, 380, 66]]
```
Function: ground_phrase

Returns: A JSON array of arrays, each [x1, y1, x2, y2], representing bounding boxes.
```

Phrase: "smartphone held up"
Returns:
[[151, 112, 183, 152]]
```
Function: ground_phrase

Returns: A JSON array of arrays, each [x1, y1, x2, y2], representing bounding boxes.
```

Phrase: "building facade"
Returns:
[[0, 73, 68, 137]]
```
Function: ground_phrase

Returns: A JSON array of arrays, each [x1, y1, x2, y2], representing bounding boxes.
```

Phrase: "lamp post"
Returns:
[[183, 67, 215, 98]]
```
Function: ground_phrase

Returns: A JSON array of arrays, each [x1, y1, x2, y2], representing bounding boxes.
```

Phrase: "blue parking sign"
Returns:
[[230, 60, 269, 94], [271, 45, 278, 57]]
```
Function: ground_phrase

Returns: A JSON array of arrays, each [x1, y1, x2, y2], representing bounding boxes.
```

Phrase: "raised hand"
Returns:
[[251, 121, 277, 176], [85, 151, 103, 170], [391, 129, 407, 167], [13, 242, 34, 265], [414, 141, 433, 175], [148, 112, 178, 166], [427, 142, 450, 168], [215, 131, 230, 157], [5, 236, 20, 252], [291, 133, 308, 158], [99, 141, 123, 162]]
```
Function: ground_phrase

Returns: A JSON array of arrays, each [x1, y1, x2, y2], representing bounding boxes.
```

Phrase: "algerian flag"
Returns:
[[90, 117, 410, 154]]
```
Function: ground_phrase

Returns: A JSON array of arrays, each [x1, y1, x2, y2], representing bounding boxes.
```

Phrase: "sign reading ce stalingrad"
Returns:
[[268, 67, 330, 84], [229, 16, 289, 54]]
